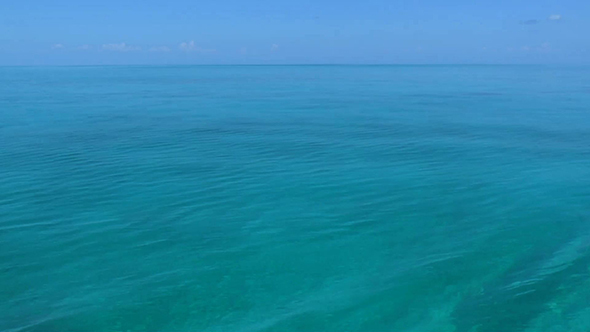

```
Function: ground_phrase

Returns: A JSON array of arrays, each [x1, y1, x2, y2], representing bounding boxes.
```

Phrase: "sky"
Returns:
[[1, 0, 589, 65]]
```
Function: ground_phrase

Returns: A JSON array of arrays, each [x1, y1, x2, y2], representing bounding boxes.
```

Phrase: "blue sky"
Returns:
[[1, 0, 588, 65]]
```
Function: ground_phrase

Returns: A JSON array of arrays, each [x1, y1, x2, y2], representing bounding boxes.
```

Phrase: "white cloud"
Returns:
[[102, 43, 141, 52], [51, 43, 64, 49], [149, 46, 171, 52], [549, 14, 562, 21], [179, 40, 196, 51], [179, 41, 216, 53], [271, 44, 279, 52], [78, 44, 92, 50], [522, 46, 531, 51]]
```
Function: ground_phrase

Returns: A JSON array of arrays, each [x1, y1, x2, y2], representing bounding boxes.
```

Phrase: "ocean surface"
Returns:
[[1, 65, 590, 332]]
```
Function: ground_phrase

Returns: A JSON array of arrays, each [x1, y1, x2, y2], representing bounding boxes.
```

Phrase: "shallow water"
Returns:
[[1, 65, 590, 331]]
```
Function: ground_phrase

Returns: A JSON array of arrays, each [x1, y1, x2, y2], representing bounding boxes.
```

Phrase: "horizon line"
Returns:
[[0, 63, 585, 68]]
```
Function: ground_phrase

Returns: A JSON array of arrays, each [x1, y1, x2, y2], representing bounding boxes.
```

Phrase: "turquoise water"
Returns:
[[1, 65, 590, 332]]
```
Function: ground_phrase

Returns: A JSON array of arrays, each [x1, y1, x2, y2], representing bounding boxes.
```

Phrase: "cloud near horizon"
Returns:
[[178, 41, 216, 53], [520, 14, 563, 25], [102, 43, 141, 52], [518, 43, 551, 53], [51, 43, 64, 49]]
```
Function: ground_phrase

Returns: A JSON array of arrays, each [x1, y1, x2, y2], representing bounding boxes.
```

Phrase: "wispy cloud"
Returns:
[[102, 43, 141, 52], [271, 44, 279, 52], [179, 41, 216, 53], [514, 43, 552, 53], [51, 43, 64, 49], [520, 14, 562, 25], [179, 41, 196, 51], [149, 46, 170, 52], [78, 44, 92, 50]]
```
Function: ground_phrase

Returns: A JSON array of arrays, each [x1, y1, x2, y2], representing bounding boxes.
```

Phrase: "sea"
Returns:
[[1, 65, 590, 331]]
